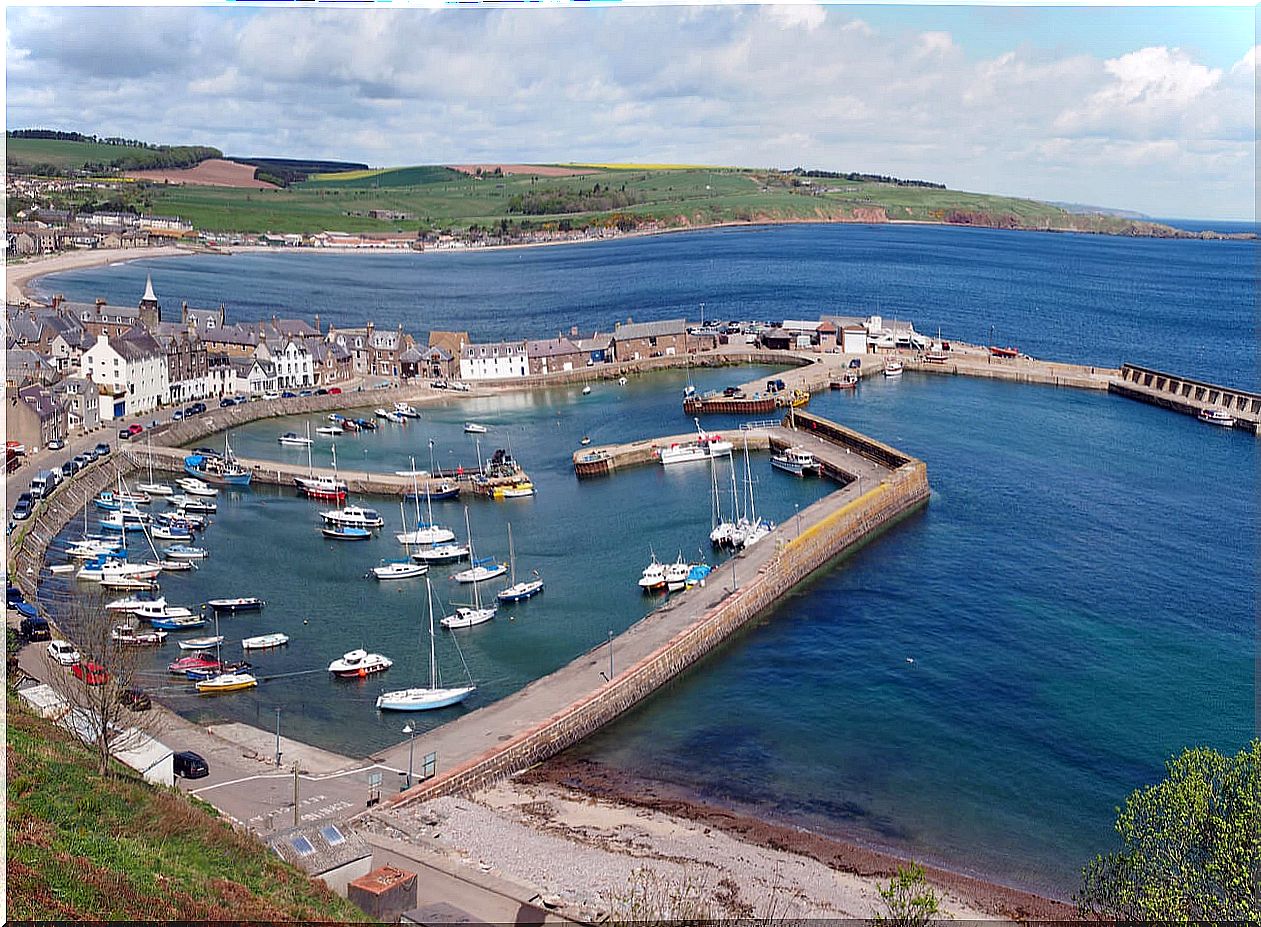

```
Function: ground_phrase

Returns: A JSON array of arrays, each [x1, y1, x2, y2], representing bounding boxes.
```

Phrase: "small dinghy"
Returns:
[[207, 597, 265, 612], [149, 614, 206, 631], [178, 635, 224, 651], [329, 649, 393, 678], [242, 633, 290, 651], [322, 525, 372, 541], [196, 672, 258, 694]]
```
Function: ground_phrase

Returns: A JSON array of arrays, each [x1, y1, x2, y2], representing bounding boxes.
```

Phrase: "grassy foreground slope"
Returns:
[[6, 692, 368, 922], [141, 164, 1138, 236]]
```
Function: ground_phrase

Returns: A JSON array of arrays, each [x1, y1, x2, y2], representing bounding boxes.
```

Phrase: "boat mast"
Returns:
[[426, 576, 437, 690], [506, 522, 516, 586], [425, 440, 438, 527], [464, 506, 481, 610], [409, 456, 422, 529], [743, 434, 757, 525]]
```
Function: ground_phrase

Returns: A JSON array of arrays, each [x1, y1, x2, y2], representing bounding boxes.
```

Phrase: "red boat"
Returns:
[[988, 345, 1020, 358], [169, 654, 219, 675]]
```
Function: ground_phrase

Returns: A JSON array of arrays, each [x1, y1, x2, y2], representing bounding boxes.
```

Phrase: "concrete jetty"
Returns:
[[366, 410, 927, 814], [1110, 363, 1261, 434], [899, 345, 1118, 389]]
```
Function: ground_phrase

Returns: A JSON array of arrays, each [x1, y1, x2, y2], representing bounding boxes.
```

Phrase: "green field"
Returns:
[[6, 688, 369, 921], [7, 135, 220, 172]]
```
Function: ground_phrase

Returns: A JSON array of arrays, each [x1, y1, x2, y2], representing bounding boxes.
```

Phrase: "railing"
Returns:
[[740, 420, 779, 430]]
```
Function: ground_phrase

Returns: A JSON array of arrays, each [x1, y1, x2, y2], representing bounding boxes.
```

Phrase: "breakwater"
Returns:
[[370, 410, 928, 811], [1109, 363, 1261, 433], [900, 349, 1117, 390]]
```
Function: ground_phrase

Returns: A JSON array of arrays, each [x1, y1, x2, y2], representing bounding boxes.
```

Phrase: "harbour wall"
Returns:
[[379, 415, 929, 808], [899, 352, 1117, 390], [1109, 363, 1261, 434]]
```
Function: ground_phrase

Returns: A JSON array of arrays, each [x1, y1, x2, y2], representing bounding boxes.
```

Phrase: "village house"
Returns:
[[5, 348, 59, 387], [459, 340, 529, 380], [573, 333, 614, 365], [526, 336, 586, 375], [427, 331, 468, 371], [152, 322, 210, 403], [256, 337, 314, 390], [79, 327, 169, 420], [610, 318, 691, 362], [417, 345, 457, 380], [50, 377, 101, 434], [6, 385, 68, 452], [61, 299, 145, 339], [311, 341, 354, 385]]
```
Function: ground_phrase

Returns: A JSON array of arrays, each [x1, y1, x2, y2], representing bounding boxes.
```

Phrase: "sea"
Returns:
[[34, 222, 1257, 897]]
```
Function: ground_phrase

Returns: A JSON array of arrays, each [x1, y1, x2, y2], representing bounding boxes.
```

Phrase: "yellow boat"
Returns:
[[493, 481, 535, 499], [195, 672, 258, 694]]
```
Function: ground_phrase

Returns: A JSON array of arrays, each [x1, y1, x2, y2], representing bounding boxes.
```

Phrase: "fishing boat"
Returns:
[[492, 481, 535, 499], [405, 479, 460, 501], [883, 359, 904, 378], [106, 594, 163, 613], [320, 505, 385, 529], [328, 648, 393, 678], [1198, 407, 1236, 427], [196, 672, 258, 694], [411, 543, 470, 564], [322, 524, 372, 541], [496, 523, 543, 602], [440, 508, 498, 629], [830, 372, 860, 390], [151, 523, 193, 542], [451, 557, 507, 584], [658, 419, 734, 466], [242, 633, 289, 650], [377, 576, 477, 712], [316, 425, 344, 436], [397, 453, 457, 544], [163, 545, 209, 561], [149, 614, 207, 631], [183, 446, 252, 487], [278, 431, 313, 447], [206, 597, 265, 612], [463, 422, 488, 434], [770, 446, 820, 477], [638, 554, 667, 592], [664, 554, 691, 592], [135, 602, 195, 621], [111, 624, 168, 646], [393, 401, 421, 419], [372, 559, 428, 580], [176, 477, 219, 497], [167, 494, 217, 513], [178, 635, 224, 651]]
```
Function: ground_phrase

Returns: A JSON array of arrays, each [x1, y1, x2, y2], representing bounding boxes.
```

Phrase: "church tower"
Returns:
[[138, 274, 161, 328]]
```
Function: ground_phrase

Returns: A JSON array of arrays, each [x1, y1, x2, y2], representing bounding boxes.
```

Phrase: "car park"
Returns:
[[173, 750, 209, 779], [46, 439, 65, 451], [20, 616, 50, 641], [47, 639, 81, 666], [95, 443, 111, 456], [12, 493, 34, 521], [72, 660, 109, 685]]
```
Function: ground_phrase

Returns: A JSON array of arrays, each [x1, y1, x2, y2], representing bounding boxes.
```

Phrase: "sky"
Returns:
[[4, 4, 1256, 221]]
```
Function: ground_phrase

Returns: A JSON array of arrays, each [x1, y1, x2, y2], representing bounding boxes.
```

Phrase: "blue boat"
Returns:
[[150, 615, 207, 630], [686, 563, 712, 587], [321, 525, 372, 541], [183, 441, 252, 487]]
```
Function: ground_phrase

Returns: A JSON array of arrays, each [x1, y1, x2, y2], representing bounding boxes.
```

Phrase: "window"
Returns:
[[319, 825, 345, 846], [289, 835, 316, 857]]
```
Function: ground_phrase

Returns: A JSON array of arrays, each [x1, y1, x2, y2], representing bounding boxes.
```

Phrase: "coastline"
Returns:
[[518, 757, 1079, 920]]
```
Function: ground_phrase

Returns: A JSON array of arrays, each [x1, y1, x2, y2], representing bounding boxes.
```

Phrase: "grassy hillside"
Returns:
[[6, 691, 369, 922], [7, 135, 221, 173]]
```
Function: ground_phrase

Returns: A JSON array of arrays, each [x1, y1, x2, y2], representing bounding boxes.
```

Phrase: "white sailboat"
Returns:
[[733, 435, 772, 548], [396, 449, 455, 545], [496, 522, 543, 602], [441, 508, 498, 628], [709, 452, 739, 547], [377, 577, 476, 711], [136, 431, 173, 497]]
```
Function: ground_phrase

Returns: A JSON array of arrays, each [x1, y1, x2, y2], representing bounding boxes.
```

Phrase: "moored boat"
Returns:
[[206, 597, 265, 612], [320, 505, 385, 529], [496, 523, 543, 602], [163, 545, 209, 561], [492, 481, 535, 499], [178, 635, 224, 651], [111, 624, 168, 646], [884, 359, 904, 377], [278, 431, 314, 447], [150, 614, 207, 631], [316, 425, 344, 436], [195, 672, 258, 694], [322, 524, 372, 541], [176, 477, 219, 497], [135, 602, 195, 621], [242, 633, 290, 650], [183, 441, 252, 486], [328, 648, 393, 678], [440, 507, 498, 629], [638, 553, 667, 592], [451, 557, 507, 584], [377, 576, 476, 712], [1198, 407, 1236, 427], [372, 560, 428, 580], [664, 554, 690, 592], [463, 422, 488, 434], [770, 446, 820, 477], [411, 543, 470, 563]]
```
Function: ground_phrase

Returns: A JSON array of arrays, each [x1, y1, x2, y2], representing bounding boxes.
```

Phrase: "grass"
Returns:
[[6, 690, 371, 922]]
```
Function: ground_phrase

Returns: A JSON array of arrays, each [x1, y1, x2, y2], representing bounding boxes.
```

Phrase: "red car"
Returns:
[[328, 387, 342, 395], [72, 660, 109, 685], [127, 423, 144, 435]]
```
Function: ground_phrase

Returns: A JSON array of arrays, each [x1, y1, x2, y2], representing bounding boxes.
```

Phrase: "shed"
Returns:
[[16, 682, 69, 720], [269, 822, 373, 895], [841, 326, 868, 354], [111, 727, 175, 787]]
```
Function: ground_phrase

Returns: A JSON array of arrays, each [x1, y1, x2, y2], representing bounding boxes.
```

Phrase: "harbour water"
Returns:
[[36, 223, 1257, 897]]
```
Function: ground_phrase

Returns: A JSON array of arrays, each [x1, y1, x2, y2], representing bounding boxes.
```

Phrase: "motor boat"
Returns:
[[111, 624, 168, 646], [149, 614, 207, 631], [770, 446, 820, 477], [98, 510, 150, 532], [169, 654, 220, 675], [242, 633, 290, 651], [329, 649, 393, 678], [167, 494, 217, 513], [393, 402, 421, 419], [492, 481, 535, 499], [206, 597, 265, 612], [135, 601, 195, 621], [883, 359, 904, 378], [638, 554, 667, 592], [106, 594, 164, 613], [372, 560, 428, 580], [657, 419, 734, 466], [451, 558, 507, 584], [163, 545, 208, 561], [411, 543, 470, 564], [664, 555, 691, 592], [320, 505, 385, 529], [295, 475, 348, 502], [278, 431, 314, 446], [196, 672, 258, 694], [463, 422, 488, 434], [95, 489, 150, 510], [176, 477, 219, 497], [1199, 407, 1236, 427], [316, 425, 344, 436], [151, 524, 193, 542]]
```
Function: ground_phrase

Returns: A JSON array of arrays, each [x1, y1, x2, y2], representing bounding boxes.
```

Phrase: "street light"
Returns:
[[795, 503, 801, 538], [274, 707, 282, 767], [403, 723, 416, 788]]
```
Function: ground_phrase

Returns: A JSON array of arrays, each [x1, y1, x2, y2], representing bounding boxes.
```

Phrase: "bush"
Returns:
[[873, 863, 941, 927]]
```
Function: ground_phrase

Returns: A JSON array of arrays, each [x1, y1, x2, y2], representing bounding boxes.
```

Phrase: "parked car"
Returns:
[[74, 453, 92, 467], [72, 660, 109, 685], [47, 639, 81, 666], [60, 461, 79, 479], [94, 443, 111, 456], [315, 388, 328, 396], [128, 423, 144, 435], [263, 391, 281, 401], [118, 428, 133, 440], [12, 493, 34, 521], [173, 750, 209, 779], [190, 402, 207, 414], [20, 615, 51, 642], [298, 390, 313, 397], [219, 398, 236, 408], [328, 387, 342, 395], [46, 439, 65, 451], [280, 391, 297, 399], [172, 410, 184, 421], [119, 687, 152, 712]]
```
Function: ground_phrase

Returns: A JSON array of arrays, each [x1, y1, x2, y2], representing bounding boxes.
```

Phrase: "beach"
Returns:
[[375, 760, 1076, 922], [6, 245, 205, 303]]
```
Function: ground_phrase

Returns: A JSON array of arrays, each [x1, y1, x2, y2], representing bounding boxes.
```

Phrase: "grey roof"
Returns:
[[420, 346, 452, 362], [64, 301, 142, 325], [573, 334, 614, 352], [462, 340, 527, 359], [115, 326, 164, 361], [6, 349, 55, 381], [271, 318, 319, 338], [267, 823, 370, 876], [369, 328, 402, 351], [819, 314, 869, 330], [399, 346, 423, 363], [6, 311, 44, 343], [526, 337, 583, 359], [611, 318, 687, 340], [18, 384, 61, 421], [201, 324, 259, 347]]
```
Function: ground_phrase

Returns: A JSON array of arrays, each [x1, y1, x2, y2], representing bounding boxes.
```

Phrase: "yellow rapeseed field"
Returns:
[[564, 163, 722, 171], [309, 168, 389, 181]]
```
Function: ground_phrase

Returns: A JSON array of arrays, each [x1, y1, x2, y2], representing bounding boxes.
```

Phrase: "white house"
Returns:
[[79, 329, 169, 420], [459, 340, 529, 381], [257, 338, 313, 389]]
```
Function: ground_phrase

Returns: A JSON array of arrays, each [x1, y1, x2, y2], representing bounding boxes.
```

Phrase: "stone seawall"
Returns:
[[386, 459, 930, 806]]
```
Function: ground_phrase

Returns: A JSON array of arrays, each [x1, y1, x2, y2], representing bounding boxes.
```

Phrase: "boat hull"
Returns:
[[376, 685, 475, 711], [440, 607, 496, 629]]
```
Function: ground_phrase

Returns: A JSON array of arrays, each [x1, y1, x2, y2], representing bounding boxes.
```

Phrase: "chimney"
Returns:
[[51, 294, 63, 310], [96, 298, 107, 307], [314, 314, 320, 333]]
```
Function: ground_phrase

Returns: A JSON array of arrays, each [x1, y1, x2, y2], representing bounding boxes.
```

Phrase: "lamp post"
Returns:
[[403, 723, 416, 788], [988, 325, 994, 364], [795, 503, 801, 538], [607, 629, 614, 680], [274, 707, 282, 767]]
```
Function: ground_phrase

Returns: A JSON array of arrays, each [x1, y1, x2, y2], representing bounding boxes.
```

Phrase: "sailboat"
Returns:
[[376, 577, 477, 711], [295, 426, 348, 500], [194, 613, 258, 694], [396, 449, 455, 545], [709, 452, 738, 547], [733, 435, 772, 548], [496, 522, 543, 602], [440, 508, 498, 628], [374, 500, 429, 579], [136, 431, 173, 496]]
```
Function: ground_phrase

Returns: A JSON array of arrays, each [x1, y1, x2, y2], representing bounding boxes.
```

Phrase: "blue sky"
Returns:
[[5, 4, 1256, 220]]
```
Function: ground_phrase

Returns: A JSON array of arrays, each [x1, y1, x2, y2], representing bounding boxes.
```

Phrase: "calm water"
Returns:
[[38, 223, 1257, 388], [36, 224, 1257, 896]]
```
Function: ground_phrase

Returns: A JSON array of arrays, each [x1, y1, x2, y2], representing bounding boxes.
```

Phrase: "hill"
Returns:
[[6, 688, 369, 922], [6, 132, 221, 173]]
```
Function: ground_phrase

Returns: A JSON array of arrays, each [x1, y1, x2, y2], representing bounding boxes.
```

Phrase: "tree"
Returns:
[[1077, 740, 1261, 923], [39, 585, 165, 777], [872, 863, 941, 927]]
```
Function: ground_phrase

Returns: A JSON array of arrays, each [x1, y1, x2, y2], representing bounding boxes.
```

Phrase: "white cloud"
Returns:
[[764, 5, 827, 32]]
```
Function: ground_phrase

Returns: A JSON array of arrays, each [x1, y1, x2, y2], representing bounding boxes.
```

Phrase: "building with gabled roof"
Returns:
[[611, 318, 690, 361], [526, 336, 585, 375], [79, 327, 168, 420], [8, 384, 68, 451], [460, 340, 528, 380]]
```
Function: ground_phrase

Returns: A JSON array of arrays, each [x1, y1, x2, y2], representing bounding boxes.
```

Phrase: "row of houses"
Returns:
[[6, 213, 196, 256]]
